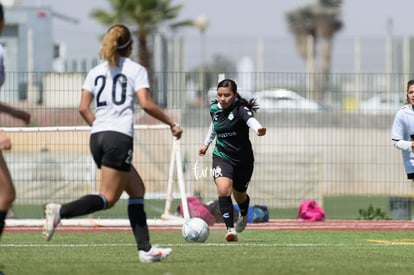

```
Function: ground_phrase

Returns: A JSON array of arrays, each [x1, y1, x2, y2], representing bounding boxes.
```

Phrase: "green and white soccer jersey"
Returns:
[[210, 102, 255, 165]]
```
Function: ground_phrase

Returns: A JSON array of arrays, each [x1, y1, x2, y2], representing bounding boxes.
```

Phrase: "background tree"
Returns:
[[186, 54, 237, 106], [90, 0, 193, 101], [193, 54, 237, 91], [286, 0, 343, 103]]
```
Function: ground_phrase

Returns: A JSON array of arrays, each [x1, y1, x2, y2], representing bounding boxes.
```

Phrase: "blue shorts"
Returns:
[[90, 131, 133, 172], [212, 155, 254, 193]]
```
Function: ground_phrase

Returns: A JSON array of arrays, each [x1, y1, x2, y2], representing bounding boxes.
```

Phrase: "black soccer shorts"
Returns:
[[90, 131, 133, 172], [212, 155, 254, 192]]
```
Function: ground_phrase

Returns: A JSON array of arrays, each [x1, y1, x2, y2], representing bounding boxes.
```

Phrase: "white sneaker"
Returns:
[[138, 245, 172, 263], [235, 213, 248, 233], [42, 203, 61, 241], [225, 228, 238, 242]]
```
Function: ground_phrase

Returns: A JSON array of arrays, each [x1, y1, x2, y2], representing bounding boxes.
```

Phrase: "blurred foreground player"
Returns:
[[0, 2, 31, 241]]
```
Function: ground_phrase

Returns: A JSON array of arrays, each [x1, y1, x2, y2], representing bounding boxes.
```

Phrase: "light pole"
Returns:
[[194, 14, 209, 94]]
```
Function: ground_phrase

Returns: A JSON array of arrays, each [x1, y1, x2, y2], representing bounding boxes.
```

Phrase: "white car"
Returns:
[[256, 89, 321, 112], [359, 93, 405, 113]]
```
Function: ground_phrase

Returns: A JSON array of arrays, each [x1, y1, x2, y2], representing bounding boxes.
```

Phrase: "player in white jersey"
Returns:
[[0, 3, 31, 250], [391, 79, 414, 179], [42, 24, 182, 263]]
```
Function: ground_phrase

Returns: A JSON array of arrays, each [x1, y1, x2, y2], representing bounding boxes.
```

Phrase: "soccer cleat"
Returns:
[[235, 213, 248, 233], [42, 203, 62, 241], [138, 245, 172, 263], [225, 228, 238, 242]]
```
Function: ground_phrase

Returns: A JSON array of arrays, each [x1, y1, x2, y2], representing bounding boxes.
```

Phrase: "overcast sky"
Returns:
[[173, 0, 412, 37], [17, 0, 414, 67]]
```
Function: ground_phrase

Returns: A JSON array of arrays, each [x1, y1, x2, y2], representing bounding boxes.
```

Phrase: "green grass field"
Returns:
[[1, 229, 414, 275]]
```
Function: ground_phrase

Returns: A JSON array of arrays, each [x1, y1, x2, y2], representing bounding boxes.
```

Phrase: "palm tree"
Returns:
[[90, 0, 193, 79], [89, 0, 193, 105], [286, 7, 316, 60], [286, 0, 343, 102]]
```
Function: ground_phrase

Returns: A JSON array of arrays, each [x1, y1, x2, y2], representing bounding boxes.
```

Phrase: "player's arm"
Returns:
[[247, 117, 266, 136], [393, 139, 414, 152], [0, 102, 31, 124], [136, 87, 182, 139], [79, 89, 95, 126], [391, 113, 412, 151], [0, 130, 11, 150], [391, 130, 412, 152], [199, 122, 216, 156]]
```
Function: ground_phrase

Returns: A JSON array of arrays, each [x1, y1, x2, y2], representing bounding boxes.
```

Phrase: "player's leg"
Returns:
[[125, 165, 149, 250], [0, 151, 15, 238], [43, 131, 131, 240], [215, 177, 238, 241], [233, 161, 253, 233], [43, 166, 126, 241], [212, 156, 237, 241], [125, 165, 171, 263], [233, 190, 249, 233], [61, 166, 125, 216]]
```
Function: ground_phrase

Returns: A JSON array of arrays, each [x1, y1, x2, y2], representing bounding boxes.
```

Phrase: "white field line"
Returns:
[[5, 218, 186, 227], [0, 242, 411, 248]]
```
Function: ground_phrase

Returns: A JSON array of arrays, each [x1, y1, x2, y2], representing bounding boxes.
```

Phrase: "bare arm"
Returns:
[[79, 89, 95, 126], [136, 88, 183, 139], [0, 102, 31, 124], [0, 130, 11, 150]]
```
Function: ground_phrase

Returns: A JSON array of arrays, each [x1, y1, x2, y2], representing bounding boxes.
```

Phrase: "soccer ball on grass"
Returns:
[[182, 217, 209, 242]]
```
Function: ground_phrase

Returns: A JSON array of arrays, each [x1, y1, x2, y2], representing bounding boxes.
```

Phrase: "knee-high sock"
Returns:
[[219, 196, 234, 229], [60, 194, 107, 218], [128, 197, 151, 251], [0, 210, 6, 237], [238, 194, 250, 217]]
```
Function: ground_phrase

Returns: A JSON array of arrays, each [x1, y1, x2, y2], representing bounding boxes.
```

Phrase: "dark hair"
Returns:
[[217, 78, 238, 93], [215, 78, 259, 112], [0, 4, 3, 22]]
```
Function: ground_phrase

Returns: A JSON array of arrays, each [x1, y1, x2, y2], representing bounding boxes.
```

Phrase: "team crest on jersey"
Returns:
[[228, 112, 234, 120]]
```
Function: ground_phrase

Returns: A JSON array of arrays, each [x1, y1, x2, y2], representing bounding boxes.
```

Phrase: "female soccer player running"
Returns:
[[42, 24, 182, 263], [392, 79, 414, 179], [199, 79, 266, 241]]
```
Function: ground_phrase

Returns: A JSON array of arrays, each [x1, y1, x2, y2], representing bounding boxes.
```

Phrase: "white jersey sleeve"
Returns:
[[203, 122, 216, 147]]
